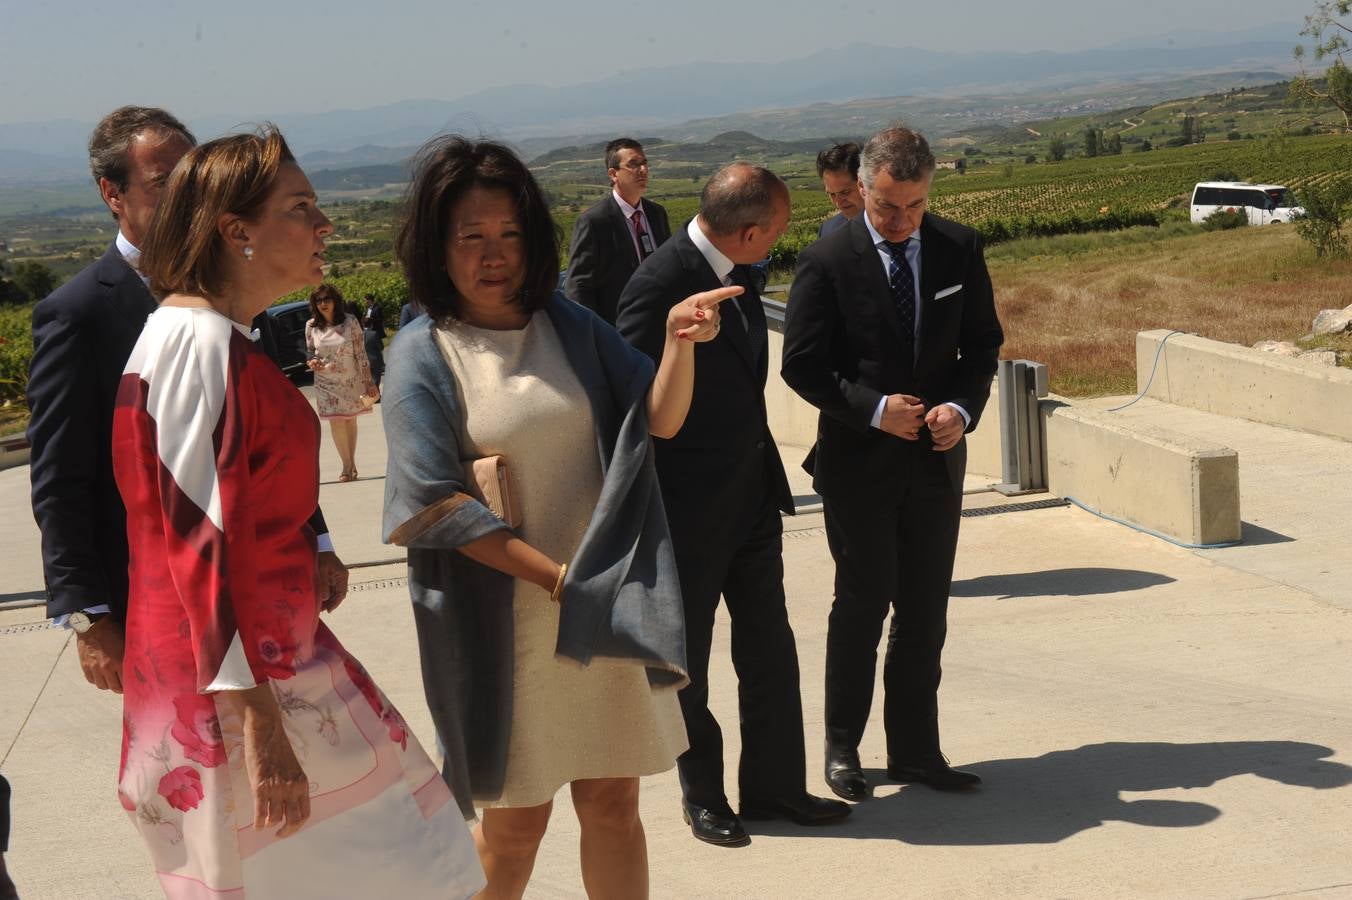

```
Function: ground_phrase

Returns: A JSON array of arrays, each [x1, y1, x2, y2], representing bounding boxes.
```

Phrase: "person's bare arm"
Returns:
[[646, 286, 740, 438], [218, 684, 310, 838], [456, 530, 561, 595]]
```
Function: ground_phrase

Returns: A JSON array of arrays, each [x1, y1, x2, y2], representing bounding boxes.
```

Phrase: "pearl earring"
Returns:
[[243, 246, 254, 260]]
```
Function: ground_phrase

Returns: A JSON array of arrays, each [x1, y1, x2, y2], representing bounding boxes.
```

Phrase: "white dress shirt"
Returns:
[[687, 218, 750, 331], [116, 230, 150, 287], [861, 214, 971, 431]]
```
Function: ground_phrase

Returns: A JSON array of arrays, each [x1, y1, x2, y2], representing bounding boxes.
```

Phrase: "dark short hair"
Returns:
[[140, 127, 294, 300], [860, 126, 936, 189], [605, 138, 644, 172], [395, 136, 560, 320], [699, 163, 787, 235], [816, 142, 861, 179], [309, 283, 347, 325], [89, 106, 195, 192]]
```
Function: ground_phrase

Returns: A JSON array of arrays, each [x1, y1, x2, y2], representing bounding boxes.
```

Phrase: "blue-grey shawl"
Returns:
[[381, 293, 688, 819]]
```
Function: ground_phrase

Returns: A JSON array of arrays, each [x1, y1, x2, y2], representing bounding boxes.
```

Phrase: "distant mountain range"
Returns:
[[0, 29, 1306, 186]]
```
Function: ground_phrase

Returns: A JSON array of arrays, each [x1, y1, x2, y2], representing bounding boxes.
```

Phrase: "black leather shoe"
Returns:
[[825, 744, 869, 802], [887, 757, 983, 790], [740, 792, 852, 825], [682, 801, 750, 847]]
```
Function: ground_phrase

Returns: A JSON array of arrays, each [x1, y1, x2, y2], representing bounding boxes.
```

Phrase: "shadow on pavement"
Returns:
[[950, 567, 1175, 599], [0, 590, 45, 605], [745, 741, 1352, 845], [1230, 522, 1297, 547]]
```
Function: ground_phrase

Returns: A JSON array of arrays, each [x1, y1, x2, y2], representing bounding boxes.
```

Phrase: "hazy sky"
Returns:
[[0, 0, 1308, 124]]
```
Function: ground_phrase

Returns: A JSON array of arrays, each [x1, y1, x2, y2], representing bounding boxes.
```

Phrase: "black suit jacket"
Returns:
[[615, 226, 793, 519], [29, 244, 330, 622], [565, 194, 671, 325], [28, 244, 156, 621], [781, 213, 1004, 499]]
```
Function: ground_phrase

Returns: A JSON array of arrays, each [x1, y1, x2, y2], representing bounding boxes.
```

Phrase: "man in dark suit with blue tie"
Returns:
[[616, 163, 849, 847], [816, 142, 864, 238], [564, 138, 671, 325], [27, 107, 346, 693], [783, 127, 1004, 801]]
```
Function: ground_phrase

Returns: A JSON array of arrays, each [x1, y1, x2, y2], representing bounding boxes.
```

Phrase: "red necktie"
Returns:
[[631, 210, 651, 261]]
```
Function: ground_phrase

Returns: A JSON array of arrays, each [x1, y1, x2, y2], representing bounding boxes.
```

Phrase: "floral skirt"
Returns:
[[118, 624, 484, 898]]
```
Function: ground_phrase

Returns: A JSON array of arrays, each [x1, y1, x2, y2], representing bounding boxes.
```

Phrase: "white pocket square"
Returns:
[[934, 284, 963, 300]]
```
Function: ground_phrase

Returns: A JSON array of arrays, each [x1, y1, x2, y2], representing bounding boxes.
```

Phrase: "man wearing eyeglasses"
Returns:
[[816, 142, 863, 238], [564, 137, 671, 325]]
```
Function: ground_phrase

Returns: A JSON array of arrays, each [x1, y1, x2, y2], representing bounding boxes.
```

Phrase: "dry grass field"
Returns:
[[988, 225, 1352, 396]]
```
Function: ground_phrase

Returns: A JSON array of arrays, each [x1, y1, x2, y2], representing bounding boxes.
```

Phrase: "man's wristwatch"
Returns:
[[69, 611, 108, 634]]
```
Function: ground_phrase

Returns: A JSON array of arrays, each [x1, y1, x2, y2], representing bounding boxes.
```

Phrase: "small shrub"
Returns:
[[0, 303, 35, 405], [1293, 180, 1352, 258], [1201, 208, 1249, 231]]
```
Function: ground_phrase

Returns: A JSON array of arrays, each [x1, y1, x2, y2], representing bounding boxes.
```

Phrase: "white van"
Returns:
[[1190, 182, 1304, 225]]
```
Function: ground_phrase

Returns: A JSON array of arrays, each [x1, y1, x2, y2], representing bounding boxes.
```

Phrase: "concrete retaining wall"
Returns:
[[0, 437, 29, 472], [1042, 399, 1241, 546], [761, 315, 1241, 546], [1137, 329, 1352, 441]]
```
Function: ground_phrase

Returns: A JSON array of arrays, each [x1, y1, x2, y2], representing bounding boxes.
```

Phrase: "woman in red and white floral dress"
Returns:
[[112, 128, 483, 899]]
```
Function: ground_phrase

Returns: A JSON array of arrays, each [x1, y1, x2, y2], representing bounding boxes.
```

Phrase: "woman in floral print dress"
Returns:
[[111, 128, 483, 899]]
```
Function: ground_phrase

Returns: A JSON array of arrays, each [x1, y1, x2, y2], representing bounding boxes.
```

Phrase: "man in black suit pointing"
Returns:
[[617, 163, 849, 847], [564, 137, 671, 324], [782, 126, 1004, 800]]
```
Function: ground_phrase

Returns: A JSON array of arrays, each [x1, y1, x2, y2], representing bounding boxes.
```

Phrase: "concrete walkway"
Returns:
[[3, 398, 1351, 899]]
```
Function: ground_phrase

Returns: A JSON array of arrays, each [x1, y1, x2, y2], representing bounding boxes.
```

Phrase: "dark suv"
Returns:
[[264, 300, 312, 377]]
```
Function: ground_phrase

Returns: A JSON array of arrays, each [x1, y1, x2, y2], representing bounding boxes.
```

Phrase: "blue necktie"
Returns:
[[885, 239, 916, 358]]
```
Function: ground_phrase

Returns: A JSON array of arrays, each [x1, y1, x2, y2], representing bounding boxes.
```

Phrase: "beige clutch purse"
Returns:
[[469, 455, 522, 528]]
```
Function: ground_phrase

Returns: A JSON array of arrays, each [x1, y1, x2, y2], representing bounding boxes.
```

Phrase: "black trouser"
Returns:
[[363, 329, 385, 386], [1, 773, 10, 852], [665, 475, 807, 812], [822, 449, 962, 763]]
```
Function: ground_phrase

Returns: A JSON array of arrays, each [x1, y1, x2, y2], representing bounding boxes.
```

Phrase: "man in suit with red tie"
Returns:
[[782, 127, 1004, 801], [564, 138, 671, 324]]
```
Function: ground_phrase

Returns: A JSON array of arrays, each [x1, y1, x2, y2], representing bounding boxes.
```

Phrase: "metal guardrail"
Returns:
[[762, 296, 787, 331], [994, 359, 1050, 496]]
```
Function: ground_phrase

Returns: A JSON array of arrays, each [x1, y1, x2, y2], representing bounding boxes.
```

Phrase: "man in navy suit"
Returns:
[[816, 142, 863, 238], [783, 127, 1004, 801], [617, 163, 849, 847], [564, 138, 671, 324], [27, 107, 346, 693]]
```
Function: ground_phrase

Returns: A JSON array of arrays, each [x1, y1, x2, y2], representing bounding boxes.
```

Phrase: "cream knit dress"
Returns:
[[434, 311, 688, 808]]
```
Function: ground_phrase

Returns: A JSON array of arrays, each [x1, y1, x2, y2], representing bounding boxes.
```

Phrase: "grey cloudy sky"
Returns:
[[0, 0, 1308, 124]]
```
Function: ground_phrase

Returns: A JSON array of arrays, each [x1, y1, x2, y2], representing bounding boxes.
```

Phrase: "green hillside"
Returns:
[[970, 80, 1341, 157]]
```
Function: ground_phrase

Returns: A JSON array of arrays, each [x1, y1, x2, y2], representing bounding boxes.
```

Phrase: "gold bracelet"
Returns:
[[550, 563, 568, 604]]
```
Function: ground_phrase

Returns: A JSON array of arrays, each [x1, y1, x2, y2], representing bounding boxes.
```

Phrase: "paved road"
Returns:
[[3, 401, 1350, 899]]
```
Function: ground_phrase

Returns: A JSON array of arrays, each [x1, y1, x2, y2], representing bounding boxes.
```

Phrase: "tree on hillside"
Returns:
[[1179, 115, 1205, 145], [1047, 136, 1067, 162], [1292, 0, 1352, 131], [1294, 179, 1352, 257], [1083, 127, 1102, 158], [10, 261, 57, 301], [0, 261, 26, 306]]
